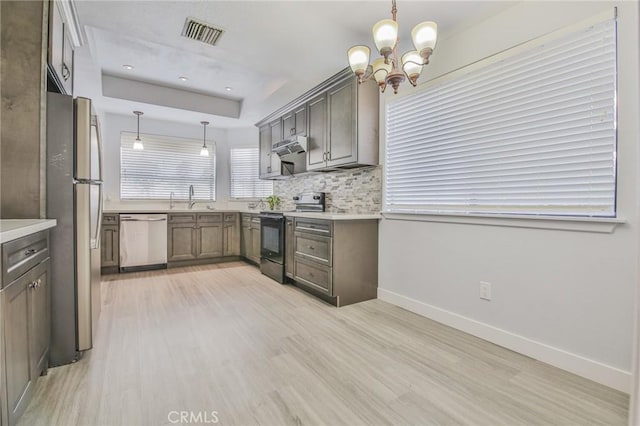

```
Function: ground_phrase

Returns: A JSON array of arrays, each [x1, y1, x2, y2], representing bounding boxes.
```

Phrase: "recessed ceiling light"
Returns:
[[179, 76, 189, 82], [225, 86, 232, 91], [122, 64, 134, 70]]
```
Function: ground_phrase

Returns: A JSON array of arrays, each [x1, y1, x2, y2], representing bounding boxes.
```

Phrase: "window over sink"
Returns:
[[230, 147, 273, 199], [120, 132, 216, 200]]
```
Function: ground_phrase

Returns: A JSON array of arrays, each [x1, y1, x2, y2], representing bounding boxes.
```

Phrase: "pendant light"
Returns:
[[200, 121, 210, 157], [133, 111, 144, 150]]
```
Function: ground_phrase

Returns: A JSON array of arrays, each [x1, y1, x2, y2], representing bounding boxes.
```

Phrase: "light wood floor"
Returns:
[[19, 262, 628, 426]]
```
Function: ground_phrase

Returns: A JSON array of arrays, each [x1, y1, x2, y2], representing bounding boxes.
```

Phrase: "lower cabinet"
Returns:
[[197, 223, 223, 258], [167, 213, 240, 266], [101, 214, 120, 273], [1, 231, 51, 426], [285, 217, 294, 278], [168, 223, 198, 262], [249, 218, 261, 264], [292, 218, 378, 307], [240, 214, 261, 264], [100, 224, 119, 268]]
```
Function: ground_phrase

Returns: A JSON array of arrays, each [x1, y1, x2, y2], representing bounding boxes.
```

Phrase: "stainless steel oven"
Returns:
[[259, 212, 285, 283], [259, 192, 325, 284]]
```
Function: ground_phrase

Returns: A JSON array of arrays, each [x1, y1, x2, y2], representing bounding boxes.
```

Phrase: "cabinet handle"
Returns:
[[308, 246, 315, 250], [24, 248, 37, 257], [290, 128, 295, 135], [62, 63, 71, 81]]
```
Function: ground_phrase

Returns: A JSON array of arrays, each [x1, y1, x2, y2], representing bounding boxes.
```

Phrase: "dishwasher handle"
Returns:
[[120, 217, 167, 222]]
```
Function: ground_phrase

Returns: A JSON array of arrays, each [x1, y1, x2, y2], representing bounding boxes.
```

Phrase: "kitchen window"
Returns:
[[120, 132, 216, 200], [229, 147, 273, 199], [384, 18, 617, 218]]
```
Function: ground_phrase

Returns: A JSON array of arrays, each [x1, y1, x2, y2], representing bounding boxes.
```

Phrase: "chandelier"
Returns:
[[347, 0, 437, 94]]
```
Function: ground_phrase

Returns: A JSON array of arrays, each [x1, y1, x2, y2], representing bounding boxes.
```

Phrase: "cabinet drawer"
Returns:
[[294, 258, 332, 295], [295, 233, 332, 266], [224, 213, 238, 223], [168, 213, 196, 223], [294, 218, 332, 236], [2, 231, 49, 287], [241, 214, 252, 224], [102, 214, 119, 224], [197, 213, 222, 223]]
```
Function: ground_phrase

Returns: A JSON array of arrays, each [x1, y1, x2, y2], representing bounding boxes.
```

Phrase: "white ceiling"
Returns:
[[73, 0, 510, 128]]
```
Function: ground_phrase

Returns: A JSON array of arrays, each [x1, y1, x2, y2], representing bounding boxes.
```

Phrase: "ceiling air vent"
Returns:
[[181, 17, 224, 46]]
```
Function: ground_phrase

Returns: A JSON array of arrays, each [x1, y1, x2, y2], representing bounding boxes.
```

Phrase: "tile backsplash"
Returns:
[[274, 166, 382, 213]]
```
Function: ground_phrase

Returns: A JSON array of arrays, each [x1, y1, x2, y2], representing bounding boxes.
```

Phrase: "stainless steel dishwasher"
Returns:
[[119, 214, 167, 271]]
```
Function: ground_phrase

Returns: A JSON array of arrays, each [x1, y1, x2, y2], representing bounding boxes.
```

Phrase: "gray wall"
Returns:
[[378, 1, 639, 392]]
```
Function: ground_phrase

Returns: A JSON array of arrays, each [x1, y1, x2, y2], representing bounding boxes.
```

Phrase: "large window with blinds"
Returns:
[[120, 132, 216, 200], [385, 19, 617, 217], [229, 148, 273, 199]]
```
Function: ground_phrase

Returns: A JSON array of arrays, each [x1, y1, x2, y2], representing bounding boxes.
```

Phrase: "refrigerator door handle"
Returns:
[[93, 183, 104, 250]]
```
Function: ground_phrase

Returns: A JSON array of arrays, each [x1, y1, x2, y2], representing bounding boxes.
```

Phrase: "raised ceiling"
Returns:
[[73, 1, 508, 128]]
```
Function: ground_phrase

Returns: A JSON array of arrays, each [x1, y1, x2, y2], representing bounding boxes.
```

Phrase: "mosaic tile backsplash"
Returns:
[[274, 166, 382, 213]]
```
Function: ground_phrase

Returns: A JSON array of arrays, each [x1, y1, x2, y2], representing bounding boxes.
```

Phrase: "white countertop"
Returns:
[[104, 209, 260, 214], [103, 209, 380, 220], [283, 212, 381, 220], [0, 219, 57, 244]]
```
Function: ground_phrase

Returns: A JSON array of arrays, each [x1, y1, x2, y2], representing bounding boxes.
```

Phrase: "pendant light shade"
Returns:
[[348, 45, 371, 77], [200, 121, 210, 157], [411, 21, 438, 55], [372, 18, 398, 58], [133, 111, 144, 150]]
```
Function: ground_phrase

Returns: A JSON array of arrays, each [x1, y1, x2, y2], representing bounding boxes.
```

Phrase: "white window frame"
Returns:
[[383, 15, 618, 223], [229, 147, 273, 200], [120, 131, 216, 201]]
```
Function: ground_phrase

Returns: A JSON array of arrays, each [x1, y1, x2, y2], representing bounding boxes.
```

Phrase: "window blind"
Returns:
[[385, 19, 617, 217], [120, 132, 216, 200], [230, 148, 273, 199]]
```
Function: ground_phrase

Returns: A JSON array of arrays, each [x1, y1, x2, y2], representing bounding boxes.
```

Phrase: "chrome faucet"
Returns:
[[188, 185, 196, 209], [170, 192, 175, 209]]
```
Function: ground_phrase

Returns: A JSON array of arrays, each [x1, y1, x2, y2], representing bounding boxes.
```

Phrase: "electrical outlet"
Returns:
[[479, 281, 492, 301]]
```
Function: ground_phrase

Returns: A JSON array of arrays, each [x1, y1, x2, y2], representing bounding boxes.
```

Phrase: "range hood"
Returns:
[[272, 135, 307, 158]]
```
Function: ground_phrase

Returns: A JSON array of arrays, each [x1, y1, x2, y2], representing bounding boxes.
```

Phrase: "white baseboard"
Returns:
[[378, 288, 631, 393]]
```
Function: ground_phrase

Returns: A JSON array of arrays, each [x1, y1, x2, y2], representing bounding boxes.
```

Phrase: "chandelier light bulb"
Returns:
[[348, 46, 371, 77], [372, 19, 398, 58]]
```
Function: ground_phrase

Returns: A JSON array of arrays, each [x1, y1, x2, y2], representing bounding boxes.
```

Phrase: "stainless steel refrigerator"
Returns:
[[47, 93, 103, 366]]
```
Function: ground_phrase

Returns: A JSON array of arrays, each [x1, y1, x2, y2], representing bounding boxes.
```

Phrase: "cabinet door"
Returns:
[[61, 25, 74, 95], [167, 223, 197, 262], [327, 79, 357, 167], [307, 94, 327, 170], [100, 225, 119, 267], [293, 104, 307, 136], [197, 223, 223, 259], [285, 218, 294, 278], [223, 223, 239, 256], [282, 112, 295, 138], [259, 125, 271, 177], [269, 119, 282, 173], [29, 261, 50, 378], [250, 226, 261, 263], [49, 2, 64, 85], [240, 225, 251, 258], [3, 273, 33, 426]]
